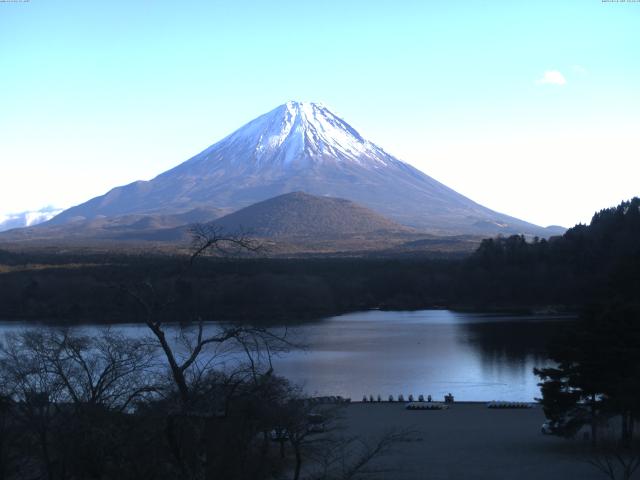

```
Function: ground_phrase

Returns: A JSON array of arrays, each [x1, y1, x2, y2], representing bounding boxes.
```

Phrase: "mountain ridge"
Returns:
[[44, 101, 563, 237]]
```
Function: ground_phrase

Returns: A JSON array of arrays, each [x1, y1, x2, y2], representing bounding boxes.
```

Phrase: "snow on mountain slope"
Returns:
[[46, 101, 558, 236], [212, 101, 391, 167]]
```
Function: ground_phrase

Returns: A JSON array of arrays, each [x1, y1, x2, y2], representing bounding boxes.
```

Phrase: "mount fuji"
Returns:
[[46, 101, 559, 236]]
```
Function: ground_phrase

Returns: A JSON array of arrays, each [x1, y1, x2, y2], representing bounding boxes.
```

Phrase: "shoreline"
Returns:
[[0, 306, 578, 327]]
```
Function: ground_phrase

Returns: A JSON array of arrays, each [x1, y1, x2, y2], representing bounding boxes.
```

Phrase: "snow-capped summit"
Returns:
[[46, 102, 558, 236], [210, 101, 389, 168], [187, 101, 393, 173]]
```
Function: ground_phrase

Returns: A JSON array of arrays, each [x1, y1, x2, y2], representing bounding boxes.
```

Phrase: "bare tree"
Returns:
[[306, 428, 415, 480], [0, 331, 68, 480], [263, 381, 414, 480], [124, 224, 290, 407], [587, 442, 640, 480], [0, 392, 20, 480], [118, 225, 300, 480], [188, 223, 262, 264], [1, 329, 157, 411], [0, 329, 160, 480]]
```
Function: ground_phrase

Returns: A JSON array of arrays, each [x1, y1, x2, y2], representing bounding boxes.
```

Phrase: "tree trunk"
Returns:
[[622, 411, 631, 446], [147, 323, 190, 404], [0, 435, 6, 480], [40, 429, 54, 480], [261, 431, 269, 457], [166, 415, 190, 478], [591, 395, 598, 446], [293, 443, 302, 480]]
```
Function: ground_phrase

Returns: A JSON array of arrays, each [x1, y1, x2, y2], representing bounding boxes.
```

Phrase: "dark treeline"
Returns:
[[466, 197, 640, 307], [528, 198, 640, 472], [0, 255, 456, 324], [1, 197, 639, 324]]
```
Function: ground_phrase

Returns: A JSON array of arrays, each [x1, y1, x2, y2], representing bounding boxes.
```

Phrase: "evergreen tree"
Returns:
[[536, 302, 640, 444]]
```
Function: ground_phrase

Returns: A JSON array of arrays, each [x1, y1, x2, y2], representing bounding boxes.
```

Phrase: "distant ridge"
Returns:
[[0, 207, 222, 243], [0, 192, 485, 255], [211, 192, 412, 238]]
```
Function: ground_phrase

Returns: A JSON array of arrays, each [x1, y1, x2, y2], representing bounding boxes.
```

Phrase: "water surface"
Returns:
[[0, 310, 573, 401], [270, 310, 572, 401]]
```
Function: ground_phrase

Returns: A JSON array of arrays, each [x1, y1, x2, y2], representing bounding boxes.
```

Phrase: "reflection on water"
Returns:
[[0, 310, 574, 401], [270, 310, 574, 401]]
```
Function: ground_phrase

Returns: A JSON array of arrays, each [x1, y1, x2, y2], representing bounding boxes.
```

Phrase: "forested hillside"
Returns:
[[0, 198, 637, 324], [460, 197, 640, 307]]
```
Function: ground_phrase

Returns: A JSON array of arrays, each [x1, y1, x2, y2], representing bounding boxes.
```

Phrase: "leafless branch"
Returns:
[[189, 223, 263, 265], [587, 444, 640, 480]]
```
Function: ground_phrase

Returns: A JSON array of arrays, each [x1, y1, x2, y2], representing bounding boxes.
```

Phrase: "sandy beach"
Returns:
[[335, 402, 603, 480]]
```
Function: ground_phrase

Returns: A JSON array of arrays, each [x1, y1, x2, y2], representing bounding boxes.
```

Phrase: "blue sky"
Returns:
[[1, 0, 639, 227]]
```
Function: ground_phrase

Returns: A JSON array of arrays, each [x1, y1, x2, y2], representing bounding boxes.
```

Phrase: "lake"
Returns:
[[0, 310, 573, 402]]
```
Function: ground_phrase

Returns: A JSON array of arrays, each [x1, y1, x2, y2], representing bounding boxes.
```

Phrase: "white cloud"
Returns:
[[536, 70, 567, 86], [0, 206, 63, 232]]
